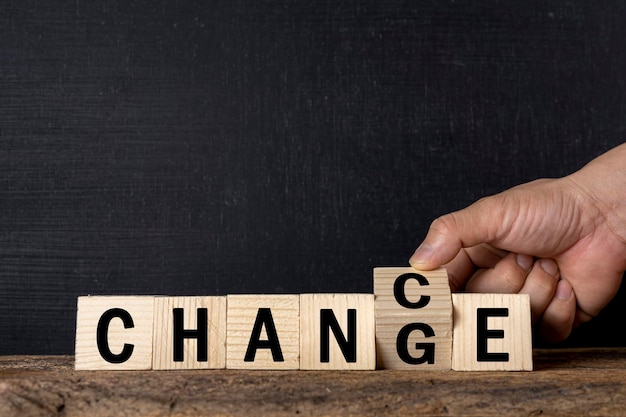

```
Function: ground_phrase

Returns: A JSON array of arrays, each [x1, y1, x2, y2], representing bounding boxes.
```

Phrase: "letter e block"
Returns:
[[153, 296, 226, 370], [75, 296, 155, 370], [300, 294, 375, 370], [452, 293, 533, 371], [227, 294, 300, 369], [374, 267, 452, 369]]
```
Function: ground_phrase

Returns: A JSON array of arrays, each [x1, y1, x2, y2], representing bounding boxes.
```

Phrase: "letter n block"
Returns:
[[152, 296, 227, 370], [227, 294, 300, 369], [452, 293, 533, 371], [374, 267, 452, 369], [75, 296, 155, 370], [300, 294, 375, 370]]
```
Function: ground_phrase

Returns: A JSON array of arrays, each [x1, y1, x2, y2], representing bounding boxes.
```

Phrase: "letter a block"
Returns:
[[374, 267, 452, 369], [300, 294, 375, 370], [75, 296, 155, 370], [452, 293, 533, 371], [153, 296, 226, 370], [227, 294, 300, 369]]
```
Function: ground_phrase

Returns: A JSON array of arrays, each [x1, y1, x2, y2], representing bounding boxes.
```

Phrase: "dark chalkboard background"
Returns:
[[1, 1, 625, 354]]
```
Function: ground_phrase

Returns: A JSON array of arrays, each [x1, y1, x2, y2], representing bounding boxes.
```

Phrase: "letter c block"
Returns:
[[75, 296, 155, 370]]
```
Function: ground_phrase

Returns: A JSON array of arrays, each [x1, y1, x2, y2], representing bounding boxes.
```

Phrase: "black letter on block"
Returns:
[[477, 308, 509, 362], [173, 308, 208, 362], [320, 309, 357, 363], [244, 308, 284, 362], [396, 323, 436, 365], [393, 273, 430, 309], [97, 308, 135, 364]]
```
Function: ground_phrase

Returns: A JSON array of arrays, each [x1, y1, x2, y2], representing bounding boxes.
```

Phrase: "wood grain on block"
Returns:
[[300, 294, 375, 370], [452, 293, 533, 371], [227, 294, 300, 369], [152, 296, 226, 370], [374, 267, 452, 369], [75, 296, 155, 370]]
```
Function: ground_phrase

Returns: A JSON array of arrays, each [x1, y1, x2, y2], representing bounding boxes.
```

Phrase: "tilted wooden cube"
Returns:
[[374, 267, 452, 370]]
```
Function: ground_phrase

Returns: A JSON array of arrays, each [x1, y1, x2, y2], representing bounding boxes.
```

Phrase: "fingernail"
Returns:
[[540, 259, 558, 277], [409, 243, 434, 267], [555, 280, 573, 300], [516, 253, 533, 271]]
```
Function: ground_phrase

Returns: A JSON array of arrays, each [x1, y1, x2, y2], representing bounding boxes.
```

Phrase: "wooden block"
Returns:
[[452, 293, 533, 371], [300, 294, 375, 370], [75, 296, 155, 370], [152, 296, 226, 370], [227, 294, 300, 369], [374, 267, 452, 370]]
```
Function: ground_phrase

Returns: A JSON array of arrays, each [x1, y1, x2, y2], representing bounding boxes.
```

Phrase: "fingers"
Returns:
[[409, 196, 506, 270], [423, 246, 577, 343], [518, 259, 561, 324], [537, 280, 577, 343], [441, 248, 474, 292], [465, 253, 533, 294], [409, 178, 569, 271], [460, 256, 576, 343], [443, 244, 509, 292], [463, 254, 564, 336]]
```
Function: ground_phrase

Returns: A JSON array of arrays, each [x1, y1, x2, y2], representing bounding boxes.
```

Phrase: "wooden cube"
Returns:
[[152, 296, 227, 370], [300, 294, 375, 370], [75, 296, 155, 370], [451, 293, 533, 371], [227, 294, 300, 369], [374, 267, 452, 370]]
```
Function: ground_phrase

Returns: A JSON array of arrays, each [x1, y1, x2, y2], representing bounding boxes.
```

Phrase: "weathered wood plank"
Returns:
[[0, 349, 625, 416]]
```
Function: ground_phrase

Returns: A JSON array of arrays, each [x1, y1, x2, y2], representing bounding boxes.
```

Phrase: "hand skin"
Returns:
[[410, 143, 626, 343]]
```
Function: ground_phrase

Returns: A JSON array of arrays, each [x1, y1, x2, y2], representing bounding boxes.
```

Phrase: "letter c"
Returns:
[[96, 308, 135, 364]]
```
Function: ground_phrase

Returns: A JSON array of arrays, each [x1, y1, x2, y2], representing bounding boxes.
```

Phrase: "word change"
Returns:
[[75, 267, 532, 371]]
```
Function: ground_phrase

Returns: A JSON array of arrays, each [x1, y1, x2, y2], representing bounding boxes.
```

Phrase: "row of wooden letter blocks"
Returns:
[[75, 267, 533, 371]]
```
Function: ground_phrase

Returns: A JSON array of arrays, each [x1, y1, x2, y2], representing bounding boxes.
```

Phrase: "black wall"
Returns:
[[1, 1, 624, 354]]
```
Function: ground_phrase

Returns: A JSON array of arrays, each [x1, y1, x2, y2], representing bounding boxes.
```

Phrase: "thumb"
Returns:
[[409, 196, 505, 269]]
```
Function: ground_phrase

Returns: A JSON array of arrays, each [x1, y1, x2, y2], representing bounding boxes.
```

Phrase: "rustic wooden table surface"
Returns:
[[0, 348, 624, 416]]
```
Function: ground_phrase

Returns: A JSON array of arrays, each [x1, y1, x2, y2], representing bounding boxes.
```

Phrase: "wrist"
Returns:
[[567, 143, 626, 255]]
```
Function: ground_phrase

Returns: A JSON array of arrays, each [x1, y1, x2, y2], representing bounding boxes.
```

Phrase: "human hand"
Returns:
[[409, 143, 626, 342]]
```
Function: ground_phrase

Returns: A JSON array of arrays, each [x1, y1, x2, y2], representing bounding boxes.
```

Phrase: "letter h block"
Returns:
[[374, 267, 452, 370], [152, 296, 227, 370]]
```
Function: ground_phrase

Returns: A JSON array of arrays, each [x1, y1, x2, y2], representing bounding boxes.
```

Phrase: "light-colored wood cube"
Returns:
[[75, 296, 155, 370], [452, 293, 533, 371], [374, 267, 452, 370], [227, 294, 300, 369], [300, 294, 375, 370], [152, 296, 226, 370]]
